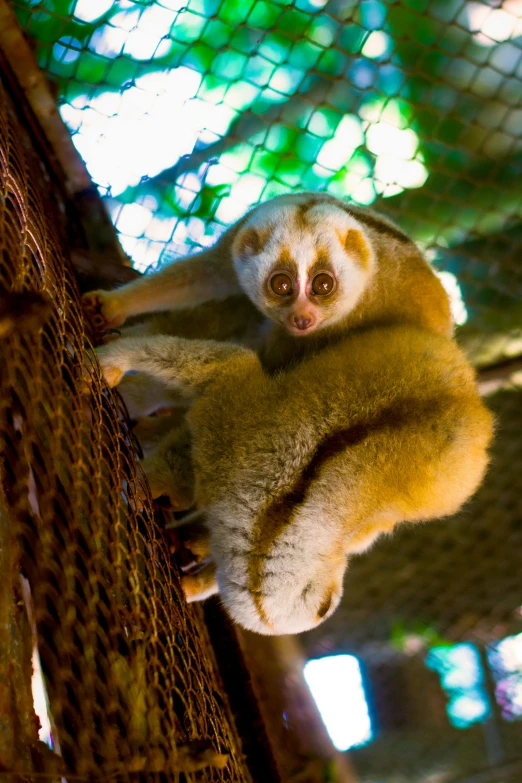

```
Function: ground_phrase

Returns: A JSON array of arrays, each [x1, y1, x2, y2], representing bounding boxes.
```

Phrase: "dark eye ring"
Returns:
[[270, 273, 294, 297], [311, 273, 335, 296]]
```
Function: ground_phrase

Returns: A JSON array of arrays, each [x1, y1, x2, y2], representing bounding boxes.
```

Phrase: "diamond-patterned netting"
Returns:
[[0, 67, 256, 781], [9, 0, 522, 363]]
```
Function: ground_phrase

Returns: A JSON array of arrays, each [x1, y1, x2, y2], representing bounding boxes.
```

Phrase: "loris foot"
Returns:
[[82, 290, 126, 334], [139, 459, 195, 511], [182, 562, 218, 603], [100, 363, 125, 388], [166, 511, 210, 562], [177, 519, 210, 561]]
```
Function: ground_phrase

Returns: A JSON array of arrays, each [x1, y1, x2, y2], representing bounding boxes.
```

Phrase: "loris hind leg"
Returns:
[[166, 509, 216, 601], [168, 510, 217, 602], [118, 372, 186, 419], [140, 420, 195, 511], [167, 510, 211, 563], [95, 335, 260, 396], [133, 409, 188, 456]]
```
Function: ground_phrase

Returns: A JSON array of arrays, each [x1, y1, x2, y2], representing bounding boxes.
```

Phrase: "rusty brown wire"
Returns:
[[0, 71, 253, 781]]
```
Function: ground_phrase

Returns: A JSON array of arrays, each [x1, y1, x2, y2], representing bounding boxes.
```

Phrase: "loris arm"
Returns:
[[83, 247, 241, 330], [95, 335, 259, 395]]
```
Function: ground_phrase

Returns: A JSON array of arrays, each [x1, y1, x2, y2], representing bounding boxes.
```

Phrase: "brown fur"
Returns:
[[84, 194, 491, 633], [93, 225, 493, 633]]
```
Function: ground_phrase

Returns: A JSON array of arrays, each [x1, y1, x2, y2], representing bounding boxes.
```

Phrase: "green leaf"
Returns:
[[249, 148, 280, 177], [247, 1, 282, 30], [276, 8, 310, 38], [201, 18, 234, 50], [211, 50, 248, 81], [273, 157, 308, 187], [105, 57, 140, 89], [258, 32, 293, 65], [182, 42, 216, 72], [316, 48, 349, 77], [288, 39, 322, 70], [76, 51, 110, 84], [218, 0, 256, 26], [265, 124, 298, 154], [339, 25, 367, 54], [190, 183, 232, 219], [170, 10, 207, 43]]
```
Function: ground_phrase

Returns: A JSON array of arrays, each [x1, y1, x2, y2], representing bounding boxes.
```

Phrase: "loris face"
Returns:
[[232, 194, 375, 337]]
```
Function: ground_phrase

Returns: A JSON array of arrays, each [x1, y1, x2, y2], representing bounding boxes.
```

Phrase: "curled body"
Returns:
[[96, 323, 493, 635], [86, 192, 492, 634]]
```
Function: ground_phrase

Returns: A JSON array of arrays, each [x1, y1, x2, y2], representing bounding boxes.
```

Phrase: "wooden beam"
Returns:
[[0, 0, 90, 195], [237, 631, 360, 783], [71, 249, 139, 292], [0, 3, 128, 264], [477, 356, 522, 396]]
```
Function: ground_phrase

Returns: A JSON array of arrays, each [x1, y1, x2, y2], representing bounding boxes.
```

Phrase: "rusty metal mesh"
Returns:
[[0, 71, 253, 780]]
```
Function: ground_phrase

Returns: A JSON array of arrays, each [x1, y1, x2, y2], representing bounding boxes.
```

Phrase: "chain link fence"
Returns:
[[0, 63, 258, 780], [9, 0, 522, 362], [2, 1, 522, 781]]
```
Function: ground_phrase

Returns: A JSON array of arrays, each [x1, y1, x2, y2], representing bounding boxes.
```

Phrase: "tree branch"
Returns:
[[448, 759, 522, 783], [477, 355, 522, 396], [144, 76, 338, 189]]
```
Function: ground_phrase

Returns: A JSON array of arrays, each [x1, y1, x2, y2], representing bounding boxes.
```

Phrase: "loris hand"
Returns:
[[82, 290, 126, 333]]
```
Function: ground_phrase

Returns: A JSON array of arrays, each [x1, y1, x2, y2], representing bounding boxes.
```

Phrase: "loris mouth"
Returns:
[[286, 322, 319, 336]]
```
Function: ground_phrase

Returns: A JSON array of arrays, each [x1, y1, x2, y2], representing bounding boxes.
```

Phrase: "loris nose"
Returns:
[[293, 315, 314, 330]]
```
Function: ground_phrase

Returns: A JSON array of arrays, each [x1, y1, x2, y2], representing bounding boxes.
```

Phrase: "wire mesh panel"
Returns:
[[8, 0, 522, 363], [0, 67, 254, 781]]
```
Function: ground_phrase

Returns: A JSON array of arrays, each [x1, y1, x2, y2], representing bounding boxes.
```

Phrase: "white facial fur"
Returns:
[[232, 194, 375, 336]]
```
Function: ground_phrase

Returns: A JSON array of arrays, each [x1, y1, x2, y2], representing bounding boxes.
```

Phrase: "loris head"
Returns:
[[231, 194, 375, 337]]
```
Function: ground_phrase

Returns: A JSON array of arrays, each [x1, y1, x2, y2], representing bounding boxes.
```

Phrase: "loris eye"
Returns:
[[311, 273, 335, 296], [270, 273, 294, 296]]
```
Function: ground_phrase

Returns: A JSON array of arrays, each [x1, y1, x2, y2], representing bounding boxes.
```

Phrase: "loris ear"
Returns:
[[337, 227, 372, 270], [233, 226, 270, 259]]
